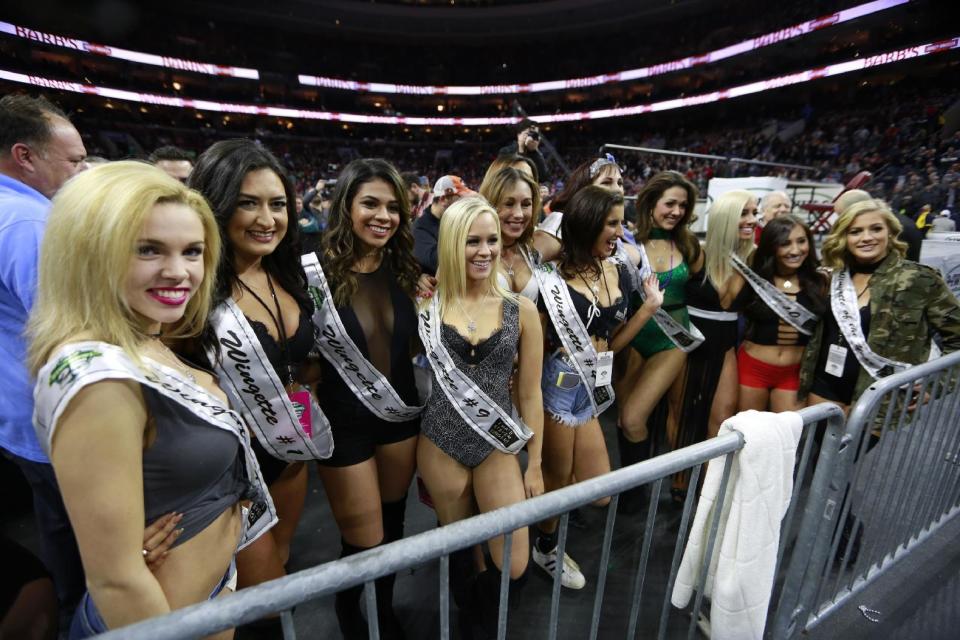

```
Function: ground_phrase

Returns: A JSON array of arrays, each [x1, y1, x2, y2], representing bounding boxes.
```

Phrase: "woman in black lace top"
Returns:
[[314, 159, 422, 639], [417, 197, 544, 637], [534, 186, 662, 591], [189, 140, 316, 636]]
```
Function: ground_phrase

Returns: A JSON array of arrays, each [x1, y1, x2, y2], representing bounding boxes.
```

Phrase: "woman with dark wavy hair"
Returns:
[[188, 139, 326, 637], [533, 186, 661, 590], [315, 158, 422, 639], [738, 216, 827, 412]]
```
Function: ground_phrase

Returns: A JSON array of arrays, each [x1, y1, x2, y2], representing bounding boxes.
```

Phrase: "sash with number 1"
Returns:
[[210, 300, 334, 462]]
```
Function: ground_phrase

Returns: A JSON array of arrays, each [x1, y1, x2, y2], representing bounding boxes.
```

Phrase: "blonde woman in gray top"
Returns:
[[417, 197, 544, 638], [28, 162, 274, 638]]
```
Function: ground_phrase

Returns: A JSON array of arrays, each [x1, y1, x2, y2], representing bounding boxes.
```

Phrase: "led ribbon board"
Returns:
[[0, 21, 259, 79], [297, 0, 909, 95], [2, 37, 956, 126], [2, 0, 904, 92]]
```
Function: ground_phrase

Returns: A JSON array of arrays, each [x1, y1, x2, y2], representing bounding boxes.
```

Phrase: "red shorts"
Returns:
[[737, 346, 800, 391]]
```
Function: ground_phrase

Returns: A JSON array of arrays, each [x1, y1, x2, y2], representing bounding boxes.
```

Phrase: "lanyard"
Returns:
[[239, 273, 295, 385]]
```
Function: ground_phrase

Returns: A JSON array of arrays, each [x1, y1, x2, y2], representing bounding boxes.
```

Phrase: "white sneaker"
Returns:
[[532, 545, 586, 590]]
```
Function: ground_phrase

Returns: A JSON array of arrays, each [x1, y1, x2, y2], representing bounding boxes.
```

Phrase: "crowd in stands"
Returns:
[[76, 83, 957, 224]]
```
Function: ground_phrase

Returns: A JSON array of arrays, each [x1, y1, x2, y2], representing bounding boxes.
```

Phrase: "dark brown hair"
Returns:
[[321, 158, 420, 305], [749, 216, 827, 315], [559, 186, 624, 279], [634, 171, 701, 265]]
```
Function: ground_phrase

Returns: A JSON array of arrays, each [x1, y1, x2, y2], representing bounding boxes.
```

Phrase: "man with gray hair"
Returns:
[[761, 191, 792, 219], [0, 93, 87, 610]]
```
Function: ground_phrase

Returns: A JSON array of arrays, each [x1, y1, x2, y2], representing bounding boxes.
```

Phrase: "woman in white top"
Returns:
[[479, 167, 542, 301]]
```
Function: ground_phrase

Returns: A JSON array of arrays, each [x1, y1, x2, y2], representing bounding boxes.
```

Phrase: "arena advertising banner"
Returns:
[[1, 36, 957, 127], [921, 233, 960, 299]]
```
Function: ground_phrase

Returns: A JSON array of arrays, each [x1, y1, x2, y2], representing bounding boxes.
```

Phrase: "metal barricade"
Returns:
[[771, 350, 960, 639], [95, 404, 842, 640]]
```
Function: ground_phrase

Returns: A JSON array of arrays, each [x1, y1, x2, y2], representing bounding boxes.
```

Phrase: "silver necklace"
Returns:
[[778, 275, 797, 290], [649, 239, 674, 266], [456, 295, 489, 335], [502, 246, 521, 278]]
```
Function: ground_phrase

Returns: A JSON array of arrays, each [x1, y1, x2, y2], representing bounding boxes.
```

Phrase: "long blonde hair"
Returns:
[[28, 161, 220, 375], [820, 199, 907, 270], [478, 167, 541, 248], [432, 197, 514, 317], [704, 190, 755, 289]]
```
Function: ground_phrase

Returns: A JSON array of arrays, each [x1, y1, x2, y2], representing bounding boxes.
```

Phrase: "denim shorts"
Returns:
[[540, 352, 595, 427], [68, 557, 237, 638]]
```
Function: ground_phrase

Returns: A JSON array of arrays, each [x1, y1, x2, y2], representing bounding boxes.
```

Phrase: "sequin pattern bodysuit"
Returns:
[[421, 299, 520, 468]]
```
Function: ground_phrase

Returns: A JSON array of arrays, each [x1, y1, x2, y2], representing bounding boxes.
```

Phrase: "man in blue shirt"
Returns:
[[0, 94, 87, 609]]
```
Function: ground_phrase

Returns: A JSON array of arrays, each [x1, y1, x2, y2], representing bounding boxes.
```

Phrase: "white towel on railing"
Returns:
[[670, 410, 803, 640]]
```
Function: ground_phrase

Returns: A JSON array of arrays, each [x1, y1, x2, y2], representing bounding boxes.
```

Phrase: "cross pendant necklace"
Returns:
[[457, 296, 486, 335]]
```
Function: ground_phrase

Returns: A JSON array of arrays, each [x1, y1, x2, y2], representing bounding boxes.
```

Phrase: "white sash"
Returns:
[[688, 307, 738, 322], [418, 296, 532, 454], [534, 262, 615, 415], [520, 246, 540, 271], [622, 243, 705, 353], [830, 269, 909, 379], [210, 300, 334, 462], [301, 253, 424, 422], [729, 253, 817, 336], [33, 341, 276, 549]]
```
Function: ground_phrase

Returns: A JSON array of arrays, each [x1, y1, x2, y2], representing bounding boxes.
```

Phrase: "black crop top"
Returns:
[[812, 304, 871, 404], [539, 262, 629, 345], [247, 311, 315, 384], [744, 289, 816, 347]]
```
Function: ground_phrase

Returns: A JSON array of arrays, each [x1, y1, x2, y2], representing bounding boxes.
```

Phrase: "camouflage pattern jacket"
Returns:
[[799, 251, 960, 402]]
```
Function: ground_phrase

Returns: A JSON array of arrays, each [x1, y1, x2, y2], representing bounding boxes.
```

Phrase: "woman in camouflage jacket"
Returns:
[[799, 199, 960, 411]]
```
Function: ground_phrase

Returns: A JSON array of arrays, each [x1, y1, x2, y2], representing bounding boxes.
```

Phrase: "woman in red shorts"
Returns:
[[738, 216, 827, 412]]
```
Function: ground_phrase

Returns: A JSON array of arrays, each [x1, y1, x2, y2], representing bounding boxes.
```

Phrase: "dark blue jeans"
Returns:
[[2, 450, 85, 611]]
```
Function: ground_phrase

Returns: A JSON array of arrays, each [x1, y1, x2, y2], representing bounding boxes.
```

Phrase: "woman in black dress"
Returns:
[[314, 159, 423, 639]]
